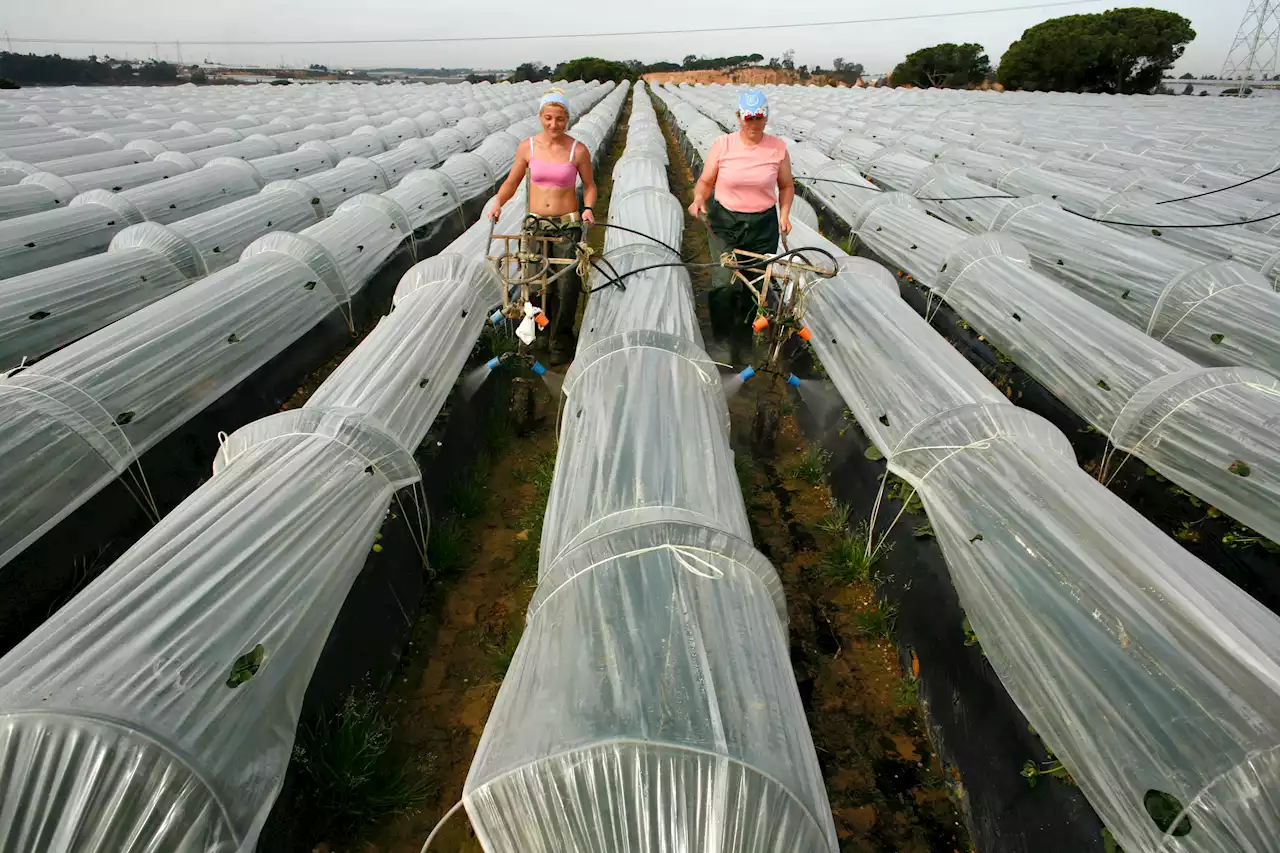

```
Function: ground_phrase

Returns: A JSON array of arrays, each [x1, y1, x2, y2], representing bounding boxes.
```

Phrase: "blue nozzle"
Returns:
[[531, 361, 547, 376], [738, 366, 756, 381], [490, 309, 505, 326], [486, 356, 502, 370], [786, 374, 802, 387]]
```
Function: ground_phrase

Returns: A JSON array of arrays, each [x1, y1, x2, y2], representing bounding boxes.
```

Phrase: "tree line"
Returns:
[[3, 8, 1203, 96], [0, 52, 181, 85], [520, 8, 1199, 97]]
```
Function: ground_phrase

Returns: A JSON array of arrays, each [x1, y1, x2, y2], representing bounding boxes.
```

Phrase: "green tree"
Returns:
[[892, 43, 991, 88], [1178, 71, 1194, 79], [138, 59, 177, 84], [997, 8, 1195, 94], [190, 68, 209, 85], [0, 77, 19, 89], [511, 61, 551, 83], [831, 57, 865, 84], [553, 56, 636, 83]]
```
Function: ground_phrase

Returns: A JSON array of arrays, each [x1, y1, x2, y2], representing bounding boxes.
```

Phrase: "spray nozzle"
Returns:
[[486, 356, 502, 370], [531, 361, 548, 376], [752, 315, 770, 332], [738, 365, 756, 381], [786, 374, 802, 388]]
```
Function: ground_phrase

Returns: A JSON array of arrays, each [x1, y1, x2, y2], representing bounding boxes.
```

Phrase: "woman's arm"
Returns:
[[490, 144, 530, 221], [689, 138, 723, 218], [777, 151, 795, 234], [576, 144, 598, 225]]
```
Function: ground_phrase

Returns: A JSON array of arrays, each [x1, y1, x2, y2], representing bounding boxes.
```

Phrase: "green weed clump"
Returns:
[[890, 675, 919, 707], [816, 501, 851, 536], [489, 620, 524, 679], [787, 446, 830, 485], [820, 523, 888, 584], [291, 691, 432, 841], [426, 514, 468, 577], [854, 602, 898, 640], [448, 476, 488, 519], [512, 450, 557, 578]]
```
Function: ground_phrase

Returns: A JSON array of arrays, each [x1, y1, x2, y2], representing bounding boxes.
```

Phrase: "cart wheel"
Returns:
[[511, 379, 536, 435], [752, 398, 781, 455]]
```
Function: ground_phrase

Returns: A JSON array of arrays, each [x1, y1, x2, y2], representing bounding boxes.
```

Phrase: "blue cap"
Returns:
[[486, 356, 502, 370], [786, 374, 802, 387], [490, 309, 505, 326], [738, 89, 769, 117], [531, 361, 548, 376], [738, 366, 756, 381]]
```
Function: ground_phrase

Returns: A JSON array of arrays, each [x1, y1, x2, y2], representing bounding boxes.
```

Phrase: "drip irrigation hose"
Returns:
[[1155, 163, 1280, 204], [593, 221, 684, 257], [794, 174, 1016, 201], [792, 173, 1280, 230], [576, 216, 838, 293]]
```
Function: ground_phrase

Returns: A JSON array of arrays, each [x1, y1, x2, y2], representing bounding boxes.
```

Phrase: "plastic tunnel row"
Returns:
[[0, 81, 628, 853], [0, 81, 576, 278], [657, 84, 1280, 853], [461, 81, 839, 853], [668, 83, 1280, 558], [740, 87, 1280, 380], [0, 86, 550, 368], [0, 81, 541, 187], [0, 80, 608, 580]]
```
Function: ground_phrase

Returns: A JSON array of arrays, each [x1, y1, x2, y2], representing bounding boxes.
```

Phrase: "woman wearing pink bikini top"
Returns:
[[489, 89, 597, 364]]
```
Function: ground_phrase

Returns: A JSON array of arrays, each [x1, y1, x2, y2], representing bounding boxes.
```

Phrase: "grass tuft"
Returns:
[[448, 476, 487, 519], [890, 675, 919, 708], [816, 500, 851, 536], [787, 446, 830, 485], [426, 514, 468, 577], [820, 523, 889, 584], [854, 602, 898, 640], [291, 691, 432, 842]]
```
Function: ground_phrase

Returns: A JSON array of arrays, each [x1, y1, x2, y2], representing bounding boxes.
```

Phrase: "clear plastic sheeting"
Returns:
[[0, 84, 584, 279], [0, 81, 622, 853], [924, 233, 1280, 547], [663, 83, 1280, 853], [1093, 193, 1280, 286], [0, 83, 615, 571], [0, 109, 542, 367], [0, 429, 409, 852], [466, 82, 836, 853], [985, 197, 1280, 376]]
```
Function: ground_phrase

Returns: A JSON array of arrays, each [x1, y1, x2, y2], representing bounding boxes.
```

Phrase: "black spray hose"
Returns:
[[1155, 163, 1280, 204], [792, 173, 1280, 230]]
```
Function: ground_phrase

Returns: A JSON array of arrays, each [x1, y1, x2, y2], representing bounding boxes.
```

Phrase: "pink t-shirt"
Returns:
[[707, 132, 788, 214]]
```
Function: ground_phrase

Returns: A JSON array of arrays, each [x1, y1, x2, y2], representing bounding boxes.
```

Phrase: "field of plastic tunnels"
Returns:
[[1, 76, 1279, 853]]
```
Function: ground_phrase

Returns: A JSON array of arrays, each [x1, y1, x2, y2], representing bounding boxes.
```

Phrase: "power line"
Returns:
[[3, 0, 1106, 47]]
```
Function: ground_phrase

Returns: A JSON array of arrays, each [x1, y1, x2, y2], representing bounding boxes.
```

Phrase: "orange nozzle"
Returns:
[[752, 316, 770, 332], [534, 312, 549, 328], [796, 326, 812, 341]]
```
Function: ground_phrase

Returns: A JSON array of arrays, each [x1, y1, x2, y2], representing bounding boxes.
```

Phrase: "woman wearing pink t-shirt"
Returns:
[[688, 88, 795, 356]]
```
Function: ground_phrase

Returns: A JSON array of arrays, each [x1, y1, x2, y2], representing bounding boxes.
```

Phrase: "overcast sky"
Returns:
[[2, 0, 1245, 76]]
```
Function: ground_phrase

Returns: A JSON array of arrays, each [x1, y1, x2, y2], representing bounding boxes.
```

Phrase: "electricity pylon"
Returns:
[[1221, 0, 1280, 82]]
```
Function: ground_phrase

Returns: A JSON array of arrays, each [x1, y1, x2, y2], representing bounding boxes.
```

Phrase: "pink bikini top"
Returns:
[[528, 137, 579, 189]]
